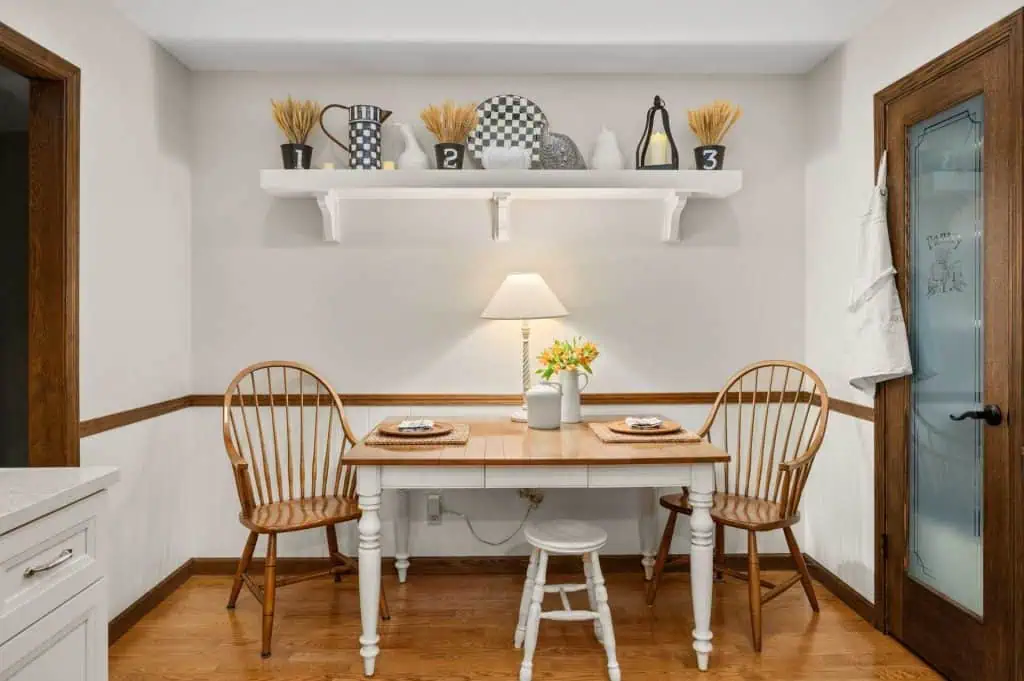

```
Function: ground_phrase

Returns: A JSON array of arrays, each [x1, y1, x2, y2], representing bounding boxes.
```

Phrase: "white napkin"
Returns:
[[625, 416, 663, 429], [397, 419, 434, 431]]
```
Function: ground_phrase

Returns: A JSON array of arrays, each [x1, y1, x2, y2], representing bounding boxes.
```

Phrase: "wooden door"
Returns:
[[875, 12, 1022, 681]]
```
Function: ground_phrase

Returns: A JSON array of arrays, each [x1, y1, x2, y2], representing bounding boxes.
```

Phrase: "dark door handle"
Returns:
[[950, 404, 1002, 426]]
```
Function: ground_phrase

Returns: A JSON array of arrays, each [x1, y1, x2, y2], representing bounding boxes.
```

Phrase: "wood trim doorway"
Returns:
[[873, 8, 1023, 680], [0, 23, 80, 467]]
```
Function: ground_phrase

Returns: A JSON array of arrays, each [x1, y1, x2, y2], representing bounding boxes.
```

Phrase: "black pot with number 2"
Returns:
[[435, 143, 466, 170], [281, 143, 313, 169], [694, 145, 726, 171]]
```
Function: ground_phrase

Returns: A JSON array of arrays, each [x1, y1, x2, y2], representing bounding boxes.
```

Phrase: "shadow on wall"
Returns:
[[150, 40, 192, 168]]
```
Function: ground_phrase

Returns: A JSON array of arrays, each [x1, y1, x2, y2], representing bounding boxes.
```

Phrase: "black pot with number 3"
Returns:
[[281, 143, 313, 169], [694, 145, 726, 171], [435, 143, 466, 170]]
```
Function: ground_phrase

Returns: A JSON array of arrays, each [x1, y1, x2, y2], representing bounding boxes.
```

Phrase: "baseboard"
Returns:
[[108, 559, 194, 645], [804, 555, 875, 625], [110, 552, 873, 646]]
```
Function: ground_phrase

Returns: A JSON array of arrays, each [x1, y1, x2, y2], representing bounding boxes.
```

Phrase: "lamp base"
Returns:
[[511, 409, 528, 423]]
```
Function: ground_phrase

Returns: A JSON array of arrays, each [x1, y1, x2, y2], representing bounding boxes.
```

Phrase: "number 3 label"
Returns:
[[701, 149, 719, 170]]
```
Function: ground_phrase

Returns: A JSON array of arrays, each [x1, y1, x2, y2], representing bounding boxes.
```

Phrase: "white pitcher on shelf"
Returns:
[[559, 368, 590, 424]]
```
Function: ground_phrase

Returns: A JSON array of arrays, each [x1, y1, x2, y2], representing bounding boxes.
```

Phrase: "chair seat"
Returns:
[[525, 520, 608, 554], [659, 492, 797, 531], [242, 496, 361, 532]]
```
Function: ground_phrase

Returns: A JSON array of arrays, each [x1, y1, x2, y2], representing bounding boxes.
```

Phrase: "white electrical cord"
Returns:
[[442, 500, 537, 547]]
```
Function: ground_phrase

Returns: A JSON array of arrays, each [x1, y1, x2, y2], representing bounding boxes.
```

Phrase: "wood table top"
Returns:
[[346, 416, 730, 466]]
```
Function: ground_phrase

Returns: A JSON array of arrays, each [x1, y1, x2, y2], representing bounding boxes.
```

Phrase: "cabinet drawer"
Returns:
[[0, 493, 105, 643], [0, 579, 107, 680]]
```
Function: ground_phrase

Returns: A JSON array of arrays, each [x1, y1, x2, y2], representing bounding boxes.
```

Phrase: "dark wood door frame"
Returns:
[[0, 23, 79, 466], [873, 5, 1024, 670]]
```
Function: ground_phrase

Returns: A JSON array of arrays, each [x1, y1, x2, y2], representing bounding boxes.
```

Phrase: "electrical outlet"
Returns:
[[427, 493, 442, 525]]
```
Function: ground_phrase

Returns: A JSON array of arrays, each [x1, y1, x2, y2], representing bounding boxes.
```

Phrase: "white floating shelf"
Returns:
[[260, 169, 742, 243]]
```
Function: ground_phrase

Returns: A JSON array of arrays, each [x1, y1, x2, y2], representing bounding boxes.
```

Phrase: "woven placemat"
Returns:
[[364, 423, 471, 446], [589, 421, 703, 444]]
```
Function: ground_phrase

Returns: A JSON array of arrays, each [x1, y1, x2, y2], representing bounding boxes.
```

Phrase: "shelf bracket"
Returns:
[[315, 191, 342, 243], [492, 192, 512, 242], [661, 192, 689, 242]]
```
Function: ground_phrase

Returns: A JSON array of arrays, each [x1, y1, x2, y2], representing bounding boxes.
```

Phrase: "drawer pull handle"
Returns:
[[23, 548, 74, 578]]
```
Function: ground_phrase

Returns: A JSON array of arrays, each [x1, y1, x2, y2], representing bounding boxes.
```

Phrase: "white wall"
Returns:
[[0, 0, 193, 616], [188, 72, 808, 559], [802, 0, 1022, 601]]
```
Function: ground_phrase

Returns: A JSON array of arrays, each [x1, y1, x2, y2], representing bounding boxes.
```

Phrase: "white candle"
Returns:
[[645, 132, 669, 166], [321, 162, 335, 170]]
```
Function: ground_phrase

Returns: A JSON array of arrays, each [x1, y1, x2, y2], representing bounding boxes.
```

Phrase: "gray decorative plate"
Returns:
[[467, 94, 549, 166]]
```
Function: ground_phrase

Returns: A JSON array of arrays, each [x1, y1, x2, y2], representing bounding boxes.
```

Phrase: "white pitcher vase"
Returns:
[[559, 368, 590, 424]]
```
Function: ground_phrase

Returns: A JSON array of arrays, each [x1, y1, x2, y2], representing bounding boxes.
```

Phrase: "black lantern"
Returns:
[[635, 95, 679, 170]]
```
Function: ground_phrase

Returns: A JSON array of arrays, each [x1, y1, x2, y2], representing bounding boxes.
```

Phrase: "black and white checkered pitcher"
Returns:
[[319, 104, 393, 169]]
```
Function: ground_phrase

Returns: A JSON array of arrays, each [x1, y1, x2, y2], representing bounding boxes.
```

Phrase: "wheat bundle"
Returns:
[[271, 96, 320, 145], [420, 100, 478, 144], [687, 100, 742, 146]]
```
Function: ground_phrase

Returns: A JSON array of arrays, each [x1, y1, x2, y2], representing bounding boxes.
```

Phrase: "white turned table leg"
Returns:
[[639, 487, 658, 580], [689, 463, 715, 671], [515, 549, 539, 648], [394, 489, 410, 584], [357, 466, 383, 676]]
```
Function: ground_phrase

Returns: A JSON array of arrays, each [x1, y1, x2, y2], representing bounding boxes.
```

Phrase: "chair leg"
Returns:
[[713, 523, 725, 581], [515, 549, 540, 648], [261, 534, 278, 658], [589, 552, 620, 681], [326, 524, 342, 583], [646, 509, 677, 606], [784, 527, 819, 613], [519, 550, 548, 681], [747, 531, 762, 653], [379, 585, 391, 621], [228, 531, 258, 609]]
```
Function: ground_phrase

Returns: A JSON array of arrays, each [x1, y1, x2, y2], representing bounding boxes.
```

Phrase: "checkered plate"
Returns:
[[467, 94, 549, 166]]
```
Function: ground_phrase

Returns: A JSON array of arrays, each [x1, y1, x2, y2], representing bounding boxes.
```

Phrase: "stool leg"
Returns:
[[515, 549, 539, 648], [582, 553, 603, 643], [589, 552, 620, 681], [519, 550, 548, 681]]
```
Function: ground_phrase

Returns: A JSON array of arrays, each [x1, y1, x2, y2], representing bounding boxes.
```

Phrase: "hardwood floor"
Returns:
[[110, 572, 941, 681]]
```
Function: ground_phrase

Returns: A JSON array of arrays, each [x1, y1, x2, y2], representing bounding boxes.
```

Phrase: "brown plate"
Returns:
[[607, 419, 683, 436], [377, 422, 455, 438]]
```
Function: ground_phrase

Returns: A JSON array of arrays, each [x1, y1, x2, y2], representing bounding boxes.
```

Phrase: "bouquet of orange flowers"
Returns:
[[536, 337, 599, 380]]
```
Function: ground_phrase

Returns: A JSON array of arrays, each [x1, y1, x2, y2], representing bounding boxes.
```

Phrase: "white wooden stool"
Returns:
[[515, 519, 620, 681]]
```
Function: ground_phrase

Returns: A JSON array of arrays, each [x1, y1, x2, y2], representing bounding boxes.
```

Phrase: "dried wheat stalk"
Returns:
[[271, 96, 320, 145], [420, 100, 478, 144], [687, 100, 742, 146]]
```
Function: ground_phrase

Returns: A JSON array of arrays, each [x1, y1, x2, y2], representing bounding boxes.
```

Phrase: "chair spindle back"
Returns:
[[697, 360, 830, 518], [222, 361, 358, 517]]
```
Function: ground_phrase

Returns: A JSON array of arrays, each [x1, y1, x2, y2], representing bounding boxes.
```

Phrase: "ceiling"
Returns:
[[112, 0, 895, 74]]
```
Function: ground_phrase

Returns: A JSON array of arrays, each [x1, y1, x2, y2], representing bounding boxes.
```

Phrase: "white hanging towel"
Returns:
[[848, 150, 913, 392]]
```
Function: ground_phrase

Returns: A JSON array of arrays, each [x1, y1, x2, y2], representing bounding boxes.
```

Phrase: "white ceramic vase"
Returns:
[[396, 123, 428, 170], [590, 126, 624, 170], [559, 368, 590, 424]]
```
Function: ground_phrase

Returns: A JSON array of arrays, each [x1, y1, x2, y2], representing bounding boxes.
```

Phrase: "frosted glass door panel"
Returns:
[[907, 95, 984, 616]]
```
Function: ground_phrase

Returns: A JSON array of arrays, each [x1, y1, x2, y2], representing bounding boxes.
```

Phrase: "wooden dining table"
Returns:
[[346, 416, 731, 676]]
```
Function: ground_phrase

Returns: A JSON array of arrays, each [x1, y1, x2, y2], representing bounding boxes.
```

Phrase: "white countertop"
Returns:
[[0, 466, 119, 535]]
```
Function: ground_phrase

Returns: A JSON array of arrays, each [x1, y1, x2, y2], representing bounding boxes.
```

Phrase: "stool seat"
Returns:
[[525, 520, 608, 554]]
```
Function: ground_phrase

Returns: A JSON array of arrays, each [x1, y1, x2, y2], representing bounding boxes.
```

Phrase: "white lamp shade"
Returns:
[[481, 273, 569, 320]]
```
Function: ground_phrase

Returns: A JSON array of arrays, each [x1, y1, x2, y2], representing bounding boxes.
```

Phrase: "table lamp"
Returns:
[[481, 273, 569, 422]]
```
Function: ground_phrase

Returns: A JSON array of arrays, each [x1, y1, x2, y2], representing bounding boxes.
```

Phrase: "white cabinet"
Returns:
[[0, 468, 117, 681]]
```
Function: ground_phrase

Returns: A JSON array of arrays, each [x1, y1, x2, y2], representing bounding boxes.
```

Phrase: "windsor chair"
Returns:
[[221, 361, 389, 658], [646, 360, 830, 652]]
